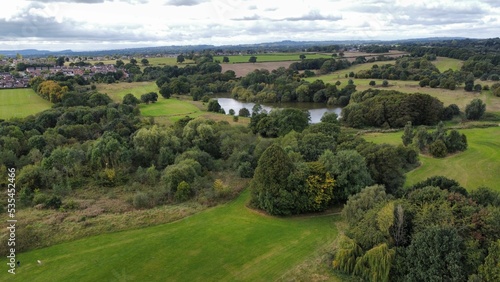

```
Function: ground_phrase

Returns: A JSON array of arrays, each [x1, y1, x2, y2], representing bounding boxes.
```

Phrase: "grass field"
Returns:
[[215, 53, 332, 64], [4, 190, 339, 281], [432, 57, 464, 72], [307, 65, 500, 112], [363, 127, 500, 190], [69, 57, 195, 67], [96, 81, 159, 102], [0, 88, 52, 119]]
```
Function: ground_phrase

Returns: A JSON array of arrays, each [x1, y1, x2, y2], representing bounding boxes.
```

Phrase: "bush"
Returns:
[[465, 98, 486, 120], [174, 181, 192, 202], [45, 196, 62, 209], [133, 192, 152, 209], [429, 140, 448, 158]]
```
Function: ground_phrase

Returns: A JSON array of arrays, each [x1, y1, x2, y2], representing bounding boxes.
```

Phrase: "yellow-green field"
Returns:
[[363, 127, 500, 190], [0, 88, 52, 120]]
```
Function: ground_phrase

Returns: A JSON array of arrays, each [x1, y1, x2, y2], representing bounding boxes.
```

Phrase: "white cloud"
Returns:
[[0, 0, 498, 50]]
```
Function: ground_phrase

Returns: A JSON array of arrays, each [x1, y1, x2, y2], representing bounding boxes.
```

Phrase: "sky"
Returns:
[[0, 0, 499, 51]]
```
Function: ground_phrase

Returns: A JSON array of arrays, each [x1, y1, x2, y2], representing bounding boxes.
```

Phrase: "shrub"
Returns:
[[174, 181, 192, 202], [429, 140, 448, 158], [133, 192, 152, 209], [465, 98, 486, 120]]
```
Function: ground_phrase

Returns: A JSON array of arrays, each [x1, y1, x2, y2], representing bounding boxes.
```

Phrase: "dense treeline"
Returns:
[[333, 177, 500, 281], [342, 89, 449, 128], [359, 45, 390, 53], [397, 38, 500, 82], [249, 112, 419, 215]]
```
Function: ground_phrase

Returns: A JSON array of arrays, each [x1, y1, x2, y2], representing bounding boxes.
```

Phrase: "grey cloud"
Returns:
[[0, 15, 159, 42], [28, 0, 106, 3], [248, 5, 257, 10], [231, 14, 261, 21], [165, 0, 206, 6], [390, 4, 488, 26], [278, 10, 342, 21]]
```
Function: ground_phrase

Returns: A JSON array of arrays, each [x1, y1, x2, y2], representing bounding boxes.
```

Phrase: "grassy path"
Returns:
[[4, 190, 339, 281]]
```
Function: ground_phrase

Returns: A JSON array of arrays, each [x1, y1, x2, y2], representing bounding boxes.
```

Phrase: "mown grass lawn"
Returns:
[[0, 88, 52, 120], [4, 190, 339, 281], [363, 127, 500, 190]]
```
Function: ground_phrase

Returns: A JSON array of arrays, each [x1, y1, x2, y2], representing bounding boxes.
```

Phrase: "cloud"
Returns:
[[165, 0, 206, 6], [278, 10, 342, 22], [390, 3, 488, 26], [231, 14, 261, 21], [28, 0, 106, 3]]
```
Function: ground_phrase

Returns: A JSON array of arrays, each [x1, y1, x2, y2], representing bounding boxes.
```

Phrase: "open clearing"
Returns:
[[0, 88, 52, 120], [4, 190, 339, 281], [432, 57, 464, 72], [363, 127, 500, 190]]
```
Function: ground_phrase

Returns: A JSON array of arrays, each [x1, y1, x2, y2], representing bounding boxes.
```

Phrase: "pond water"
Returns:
[[216, 98, 341, 124]]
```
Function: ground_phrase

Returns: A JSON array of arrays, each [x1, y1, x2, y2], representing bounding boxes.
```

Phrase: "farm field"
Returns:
[[362, 127, 500, 190], [0, 88, 52, 119], [221, 61, 295, 77], [214, 53, 332, 63], [308, 68, 500, 112], [4, 190, 340, 282], [73, 57, 195, 67]]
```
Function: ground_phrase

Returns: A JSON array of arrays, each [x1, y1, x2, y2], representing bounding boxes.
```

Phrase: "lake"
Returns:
[[216, 98, 341, 124]]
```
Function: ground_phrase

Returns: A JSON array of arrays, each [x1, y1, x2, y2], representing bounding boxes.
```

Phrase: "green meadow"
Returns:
[[363, 127, 500, 190], [215, 53, 332, 63], [0, 88, 52, 120], [96, 81, 159, 102], [4, 190, 339, 281], [432, 57, 464, 72]]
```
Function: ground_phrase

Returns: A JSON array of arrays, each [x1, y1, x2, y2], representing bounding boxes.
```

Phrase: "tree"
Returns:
[[404, 227, 466, 282], [228, 109, 235, 115], [122, 93, 140, 105], [222, 56, 229, 63], [465, 98, 486, 120], [382, 80, 389, 87], [159, 84, 172, 99], [140, 92, 158, 104], [249, 56, 257, 63], [141, 58, 149, 66], [369, 80, 376, 86], [250, 145, 294, 215], [56, 56, 65, 67], [207, 99, 221, 112], [130, 58, 137, 65], [401, 121, 414, 146], [299, 54, 306, 60], [320, 150, 373, 202], [238, 107, 250, 117], [115, 60, 124, 68], [429, 139, 447, 158], [478, 239, 500, 282], [342, 184, 389, 226], [176, 54, 185, 64]]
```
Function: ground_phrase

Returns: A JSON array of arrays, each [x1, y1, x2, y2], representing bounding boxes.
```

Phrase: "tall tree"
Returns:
[[250, 144, 294, 215], [404, 227, 466, 282]]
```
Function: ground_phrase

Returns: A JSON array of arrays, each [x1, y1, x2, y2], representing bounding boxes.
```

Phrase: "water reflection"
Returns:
[[216, 98, 341, 124]]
